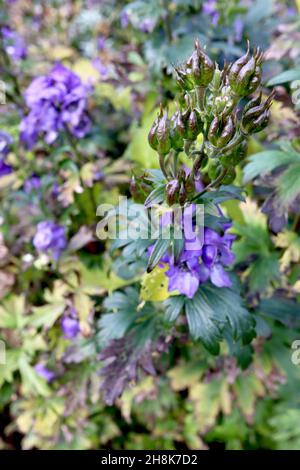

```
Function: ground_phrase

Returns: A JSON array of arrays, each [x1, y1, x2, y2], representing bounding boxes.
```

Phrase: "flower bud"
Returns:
[[157, 109, 171, 154], [241, 91, 274, 135], [179, 183, 186, 205], [175, 66, 194, 91], [166, 179, 180, 205], [229, 43, 263, 97], [186, 39, 214, 87], [186, 108, 203, 141], [170, 110, 185, 150], [148, 116, 159, 151], [208, 114, 236, 148]]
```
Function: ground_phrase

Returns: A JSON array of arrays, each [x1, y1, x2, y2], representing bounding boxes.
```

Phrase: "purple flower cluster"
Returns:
[[0, 131, 13, 177], [33, 220, 67, 260], [20, 64, 91, 148], [152, 205, 235, 299], [1, 26, 27, 61]]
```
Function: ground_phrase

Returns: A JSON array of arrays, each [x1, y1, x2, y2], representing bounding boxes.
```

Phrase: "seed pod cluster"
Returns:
[[147, 39, 273, 197]]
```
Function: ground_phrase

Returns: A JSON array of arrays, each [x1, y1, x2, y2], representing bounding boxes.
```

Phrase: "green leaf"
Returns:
[[195, 185, 245, 204], [185, 292, 221, 354], [98, 287, 147, 345], [147, 238, 171, 272], [164, 295, 185, 322], [277, 163, 300, 206], [267, 69, 300, 87], [201, 284, 256, 345], [246, 254, 280, 294], [144, 184, 165, 208], [0, 296, 26, 329], [28, 303, 65, 329], [243, 150, 298, 182], [259, 298, 300, 327], [18, 355, 51, 397]]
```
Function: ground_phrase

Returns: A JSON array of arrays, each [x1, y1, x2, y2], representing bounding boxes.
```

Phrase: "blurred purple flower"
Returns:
[[120, 10, 130, 28], [24, 174, 41, 193], [35, 363, 56, 382], [20, 64, 91, 148], [234, 18, 244, 42], [203, 0, 220, 26], [0, 132, 13, 177], [139, 18, 155, 33], [97, 35, 106, 51], [61, 312, 80, 340], [33, 220, 67, 260], [0, 159, 12, 177], [1, 26, 27, 60], [0, 131, 13, 157], [92, 58, 109, 79]]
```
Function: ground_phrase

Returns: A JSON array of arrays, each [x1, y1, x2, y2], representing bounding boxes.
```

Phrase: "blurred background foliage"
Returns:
[[0, 0, 300, 450]]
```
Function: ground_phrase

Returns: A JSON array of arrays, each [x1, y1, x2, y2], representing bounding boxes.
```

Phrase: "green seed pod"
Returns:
[[157, 110, 171, 154], [222, 167, 236, 184], [179, 183, 186, 205], [186, 109, 202, 141], [229, 43, 263, 97], [241, 91, 274, 135], [228, 41, 251, 83], [170, 110, 185, 150], [208, 114, 236, 148], [148, 116, 159, 151], [166, 179, 180, 205], [185, 173, 195, 194], [186, 39, 214, 87], [243, 92, 262, 114], [175, 66, 194, 91]]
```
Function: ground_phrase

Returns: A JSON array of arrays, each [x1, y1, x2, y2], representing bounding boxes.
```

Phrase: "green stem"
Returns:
[[193, 167, 228, 199], [64, 127, 82, 161], [159, 153, 169, 180], [173, 150, 179, 176], [196, 86, 205, 111]]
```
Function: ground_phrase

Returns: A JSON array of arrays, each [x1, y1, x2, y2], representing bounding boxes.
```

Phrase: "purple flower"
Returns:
[[0, 131, 13, 157], [0, 159, 12, 177], [61, 310, 80, 339], [97, 35, 106, 51], [35, 363, 56, 382], [0, 132, 13, 177], [151, 205, 236, 299], [33, 220, 67, 260], [139, 18, 155, 33], [120, 10, 130, 28], [234, 18, 244, 43], [203, 0, 220, 26], [1, 26, 27, 61], [92, 58, 109, 79], [20, 64, 91, 148]]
